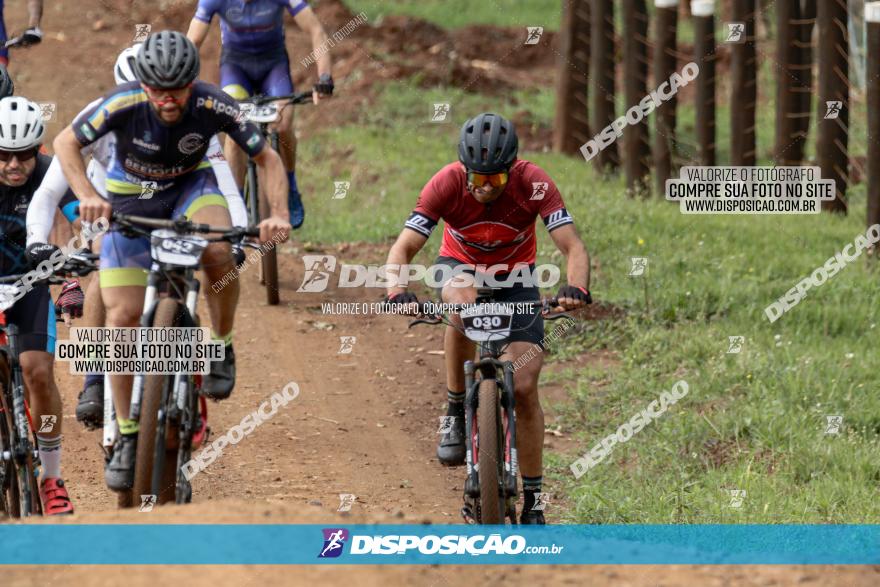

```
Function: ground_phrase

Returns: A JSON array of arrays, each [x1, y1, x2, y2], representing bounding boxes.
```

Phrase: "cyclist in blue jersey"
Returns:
[[51, 31, 291, 492], [187, 0, 334, 229], [0, 0, 44, 66]]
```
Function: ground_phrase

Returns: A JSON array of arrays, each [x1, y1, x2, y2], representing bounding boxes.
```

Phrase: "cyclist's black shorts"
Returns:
[[432, 256, 544, 348], [6, 285, 56, 354]]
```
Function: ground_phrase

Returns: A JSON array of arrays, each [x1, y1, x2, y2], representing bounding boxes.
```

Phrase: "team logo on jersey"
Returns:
[[178, 133, 205, 155], [80, 123, 96, 141], [133, 136, 161, 152], [195, 97, 240, 118], [448, 222, 529, 253], [225, 7, 245, 23]]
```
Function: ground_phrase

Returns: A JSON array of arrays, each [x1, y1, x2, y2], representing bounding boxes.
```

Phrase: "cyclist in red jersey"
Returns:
[[384, 113, 591, 524]]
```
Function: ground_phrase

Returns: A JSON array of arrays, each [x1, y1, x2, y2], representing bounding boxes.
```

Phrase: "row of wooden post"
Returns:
[[553, 0, 859, 218]]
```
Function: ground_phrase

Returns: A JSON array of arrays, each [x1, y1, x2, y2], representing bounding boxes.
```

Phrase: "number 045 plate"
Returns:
[[461, 303, 514, 342]]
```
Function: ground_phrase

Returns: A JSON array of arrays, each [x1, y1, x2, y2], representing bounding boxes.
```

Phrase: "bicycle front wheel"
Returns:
[[131, 298, 183, 507], [0, 358, 22, 517], [477, 377, 503, 523]]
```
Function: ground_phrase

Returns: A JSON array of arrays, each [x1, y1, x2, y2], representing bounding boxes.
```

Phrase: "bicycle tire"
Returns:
[[477, 377, 503, 523], [131, 298, 182, 507], [0, 358, 21, 517]]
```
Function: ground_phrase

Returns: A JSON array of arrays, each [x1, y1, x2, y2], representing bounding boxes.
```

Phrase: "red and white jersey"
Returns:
[[405, 159, 574, 268]]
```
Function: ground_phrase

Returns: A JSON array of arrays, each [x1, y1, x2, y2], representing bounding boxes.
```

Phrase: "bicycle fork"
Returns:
[[462, 356, 519, 503]]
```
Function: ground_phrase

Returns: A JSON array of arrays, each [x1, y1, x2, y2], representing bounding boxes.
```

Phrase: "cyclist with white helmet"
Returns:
[[0, 96, 80, 514], [26, 44, 250, 429]]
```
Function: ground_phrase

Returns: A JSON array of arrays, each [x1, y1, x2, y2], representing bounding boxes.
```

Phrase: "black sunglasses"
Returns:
[[0, 146, 40, 162]]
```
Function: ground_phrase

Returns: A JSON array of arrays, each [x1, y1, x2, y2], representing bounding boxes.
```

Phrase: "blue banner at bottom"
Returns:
[[1, 525, 878, 564]]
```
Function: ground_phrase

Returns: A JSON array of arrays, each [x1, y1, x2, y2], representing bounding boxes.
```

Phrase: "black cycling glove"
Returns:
[[26, 242, 60, 269], [387, 292, 419, 306], [556, 285, 592, 305], [314, 73, 334, 96]]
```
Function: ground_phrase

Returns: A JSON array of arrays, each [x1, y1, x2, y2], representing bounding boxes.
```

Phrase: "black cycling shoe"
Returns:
[[202, 344, 235, 400], [75, 380, 104, 429], [105, 434, 137, 492], [520, 509, 546, 525], [437, 410, 466, 466]]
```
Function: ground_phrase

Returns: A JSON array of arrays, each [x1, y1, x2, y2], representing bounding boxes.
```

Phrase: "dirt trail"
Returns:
[[0, 1, 877, 585]]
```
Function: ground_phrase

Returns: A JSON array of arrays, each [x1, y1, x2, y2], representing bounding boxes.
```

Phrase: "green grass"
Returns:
[[344, 0, 562, 31], [293, 4, 880, 523]]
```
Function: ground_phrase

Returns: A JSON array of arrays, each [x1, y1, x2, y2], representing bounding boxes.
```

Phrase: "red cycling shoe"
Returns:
[[39, 477, 75, 515]]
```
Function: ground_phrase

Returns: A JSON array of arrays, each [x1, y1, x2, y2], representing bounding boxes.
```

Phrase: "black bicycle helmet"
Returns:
[[134, 30, 199, 89], [0, 65, 14, 99], [457, 112, 518, 173]]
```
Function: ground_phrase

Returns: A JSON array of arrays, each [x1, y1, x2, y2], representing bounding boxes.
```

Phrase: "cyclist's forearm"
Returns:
[[385, 235, 425, 294], [314, 30, 332, 77], [565, 245, 590, 290], [27, 158, 69, 245], [54, 128, 101, 202], [27, 0, 43, 28], [256, 151, 288, 218], [186, 19, 210, 49]]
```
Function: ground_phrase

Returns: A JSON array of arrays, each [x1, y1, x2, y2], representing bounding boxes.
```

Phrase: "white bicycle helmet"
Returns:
[[0, 97, 45, 151], [114, 43, 142, 84]]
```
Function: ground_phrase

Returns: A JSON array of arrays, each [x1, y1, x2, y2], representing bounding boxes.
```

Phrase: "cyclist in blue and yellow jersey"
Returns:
[[51, 31, 291, 492], [187, 0, 334, 229], [27, 44, 251, 431]]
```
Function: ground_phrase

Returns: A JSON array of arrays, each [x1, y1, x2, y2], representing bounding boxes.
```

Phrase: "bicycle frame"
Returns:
[[460, 294, 519, 522], [107, 214, 257, 504], [0, 317, 39, 516]]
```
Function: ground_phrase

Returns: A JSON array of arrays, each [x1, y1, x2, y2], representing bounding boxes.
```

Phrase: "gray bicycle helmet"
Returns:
[[0, 65, 14, 99], [133, 30, 199, 89], [457, 112, 518, 173]]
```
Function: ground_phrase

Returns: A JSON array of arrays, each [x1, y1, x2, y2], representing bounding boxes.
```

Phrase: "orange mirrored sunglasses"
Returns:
[[467, 170, 509, 188]]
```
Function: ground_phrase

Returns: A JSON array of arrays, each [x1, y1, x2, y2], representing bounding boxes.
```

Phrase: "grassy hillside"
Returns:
[[296, 2, 880, 522]]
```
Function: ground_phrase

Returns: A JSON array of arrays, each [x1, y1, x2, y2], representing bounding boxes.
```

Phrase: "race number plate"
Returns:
[[150, 229, 208, 267], [248, 103, 279, 124], [461, 303, 515, 342], [0, 284, 20, 312]]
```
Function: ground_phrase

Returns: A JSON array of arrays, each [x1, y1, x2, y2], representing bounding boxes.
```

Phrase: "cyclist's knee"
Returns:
[[441, 276, 476, 304], [104, 302, 142, 327], [514, 380, 541, 413], [512, 359, 542, 401], [19, 353, 54, 394], [202, 241, 233, 274]]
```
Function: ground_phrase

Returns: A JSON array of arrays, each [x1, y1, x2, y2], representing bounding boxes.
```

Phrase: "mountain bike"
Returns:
[[406, 288, 573, 524], [239, 91, 313, 305], [108, 213, 259, 507], [0, 250, 98, 518]]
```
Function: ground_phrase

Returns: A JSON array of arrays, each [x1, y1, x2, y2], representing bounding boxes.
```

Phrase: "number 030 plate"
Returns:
[[461, 303, 514, 342]]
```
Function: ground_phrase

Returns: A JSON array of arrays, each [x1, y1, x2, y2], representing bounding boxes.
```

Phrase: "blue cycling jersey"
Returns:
[[194, 0, 309, 55], [71, 81, 266, 184]]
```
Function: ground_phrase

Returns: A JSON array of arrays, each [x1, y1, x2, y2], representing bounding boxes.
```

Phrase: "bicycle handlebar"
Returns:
[[111, 213, 261, 240], [0, 250, 99, 285], [400, 298, 571, 324], [243, 91, 314, 107]]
